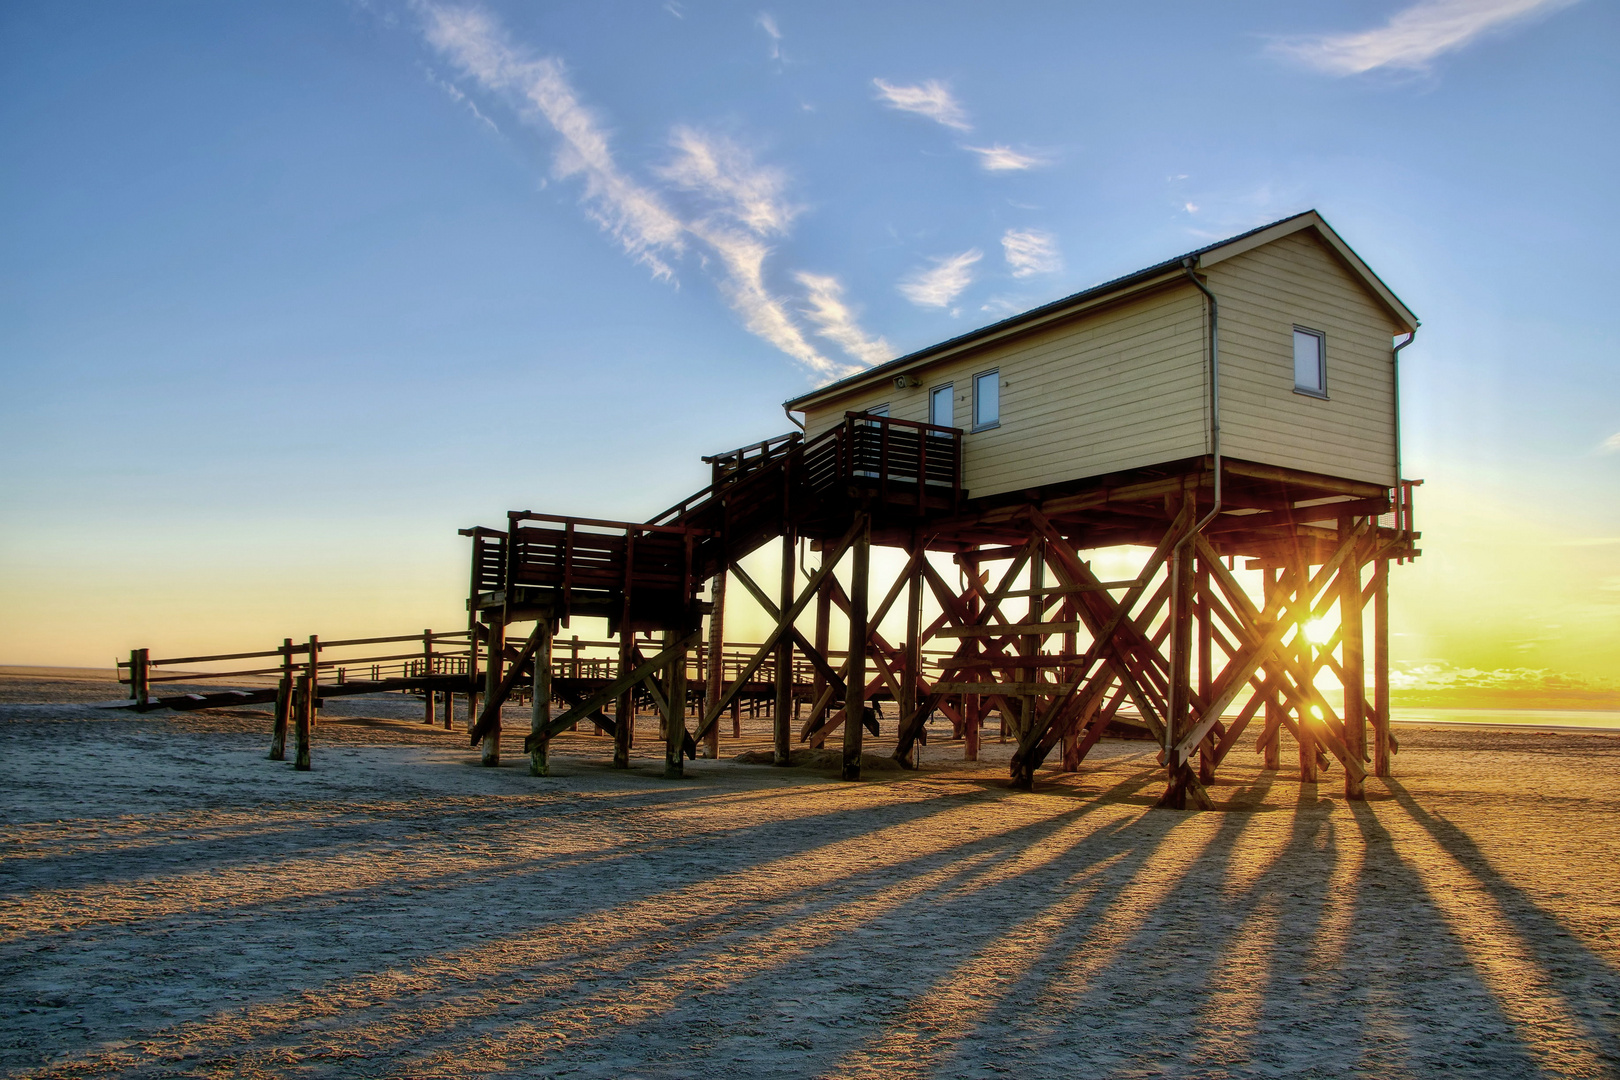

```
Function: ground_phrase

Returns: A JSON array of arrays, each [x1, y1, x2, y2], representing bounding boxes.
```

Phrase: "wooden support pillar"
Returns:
[[1159, 543, 1196, 809], [964, 553, 981, 762], [613, 629, 635, 767], [664, 630, 688, 779], [481, 619, 504, 767], [706, 570, 726, 757], [294, 673, 313, 771], [1373, 554, 1392, 778], [1196, 553, 1215, 786], [529, 620, 553, 776], [1019, 541, 1044, 746], [774, 530, 796, 766], [841, 516, 871, 781], [443, 691, 455, 730], [898, 541, 924, 766], [1340, 518, 1366, 800], [270, 638, 292, 761], [1259, 571, 1281, 770], [1294, 564, 1318, 783], [812, 561, 832, 739]]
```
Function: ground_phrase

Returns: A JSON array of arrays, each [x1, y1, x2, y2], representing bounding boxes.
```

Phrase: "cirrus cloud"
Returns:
[[1001, 229, 1061, 278], [1269, 0, 1580, 75], [899, 249, 982, 309], [418, 4, 884, 381], [872, 78, 972, 131], [963, 144, 1042, 172]]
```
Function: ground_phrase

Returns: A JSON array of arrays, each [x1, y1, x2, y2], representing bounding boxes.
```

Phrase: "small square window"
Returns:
[[930, 384, 954, 429], [973, 370, 1000, 429], [1293, 328, 1326, 397]]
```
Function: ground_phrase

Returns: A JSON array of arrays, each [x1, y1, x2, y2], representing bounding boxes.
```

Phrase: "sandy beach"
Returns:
[[2, 672, 1617, 1079]]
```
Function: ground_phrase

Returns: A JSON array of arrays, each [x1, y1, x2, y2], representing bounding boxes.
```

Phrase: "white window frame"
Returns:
[[929, 383, 954, 430], [1293, 326, 1327, 399], [972, 369, 1000, 431]]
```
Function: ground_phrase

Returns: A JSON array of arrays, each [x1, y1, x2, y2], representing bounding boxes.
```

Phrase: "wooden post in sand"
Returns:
[[897, 537, 923, 767], [269, 638, 292, 761], [422, 629, 435, 724], [773, 529, 796, 766], [1259, 571, 1281, 771], [810, 563, 832, 742], [613, 629, 634, 768], [1159, 539, 1196, 809], [663, 630, 688, 779], [481, 618, 504, 767], [1340, 515, 1366, 801], [294, 673, 313, 770], [1294, 564, 1318, 784], [129, 648, 150, 710], [306, 635, 319, 731], [841, 515, 870, 782], [1372, 554, 1392, 778], [529, 619, 553, 776], [1196, 551, 1215, 786], [706, 570, 726, 757]]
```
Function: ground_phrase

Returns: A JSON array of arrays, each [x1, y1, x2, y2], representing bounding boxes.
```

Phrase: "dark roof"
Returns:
[[784, 209, 1415, 411]]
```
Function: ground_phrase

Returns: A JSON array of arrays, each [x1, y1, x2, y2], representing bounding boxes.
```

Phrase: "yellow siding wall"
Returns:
[[800, 227, 1400, 496], [1209, 231, 1400, 487], [803, 287, 1208, 499]]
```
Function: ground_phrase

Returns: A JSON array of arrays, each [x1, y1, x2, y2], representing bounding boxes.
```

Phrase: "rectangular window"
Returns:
[[1293, 327, 1326, 397], [973, 370, 999, 430], [930, 384, 953, 428], [866, 403, 889, 418]]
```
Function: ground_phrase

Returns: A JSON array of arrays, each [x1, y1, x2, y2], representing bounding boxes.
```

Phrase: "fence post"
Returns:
[[294, 673, 313, 770], [131, 648, 149, 710], [306, 635, 320, 731], [270, 638, 292, 760], [423, 629, 435, 724]]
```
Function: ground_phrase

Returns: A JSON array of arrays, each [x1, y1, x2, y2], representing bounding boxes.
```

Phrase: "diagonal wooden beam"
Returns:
[[728, 561, 847, 698], [1195, 529, 1369, 779], [1014, 504, 1189, 766], [523, 628, 700, 751], [468, 621, 546, 745], [692, 516, 865, 744]]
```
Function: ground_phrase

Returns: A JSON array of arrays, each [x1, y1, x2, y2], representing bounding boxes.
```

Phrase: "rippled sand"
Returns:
[[2, 677, 1617, 1079]]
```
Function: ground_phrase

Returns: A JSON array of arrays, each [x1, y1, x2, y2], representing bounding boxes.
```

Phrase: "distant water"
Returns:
[[1392, 707, 1620, 732]]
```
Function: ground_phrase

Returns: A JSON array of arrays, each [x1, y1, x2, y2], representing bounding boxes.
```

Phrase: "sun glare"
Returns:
[[1304, 618, 1336, 647]]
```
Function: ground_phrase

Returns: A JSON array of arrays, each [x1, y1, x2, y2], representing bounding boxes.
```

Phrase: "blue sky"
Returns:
[[1, 0, 1616, 679]]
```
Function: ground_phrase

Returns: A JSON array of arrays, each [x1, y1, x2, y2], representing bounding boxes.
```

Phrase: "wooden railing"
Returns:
[[117, 629, 474, 709], [801, 412, 963, 511], [648, 431, 803, 527]]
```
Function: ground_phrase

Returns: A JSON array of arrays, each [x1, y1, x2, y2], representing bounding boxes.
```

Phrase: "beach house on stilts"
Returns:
[[464, 209, 1422, 809]]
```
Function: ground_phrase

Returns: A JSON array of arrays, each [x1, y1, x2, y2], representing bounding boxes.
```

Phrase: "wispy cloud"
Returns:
[[872, 78, 971, 131], [424, 67, 500, 133], [899, 249, 982, 309], [660, 129, 848, 378], [1001, 229, 1061, 278], [658, 127, 801, 237], [795, 273, 893, 368], [1600, 431, 1620, 454], [1269, 0, 1579, 75], [757, 13, 782, 60], [963, 144, 1041, 172], [421, 5, 685, 279], [418, 5, 886, 380]]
